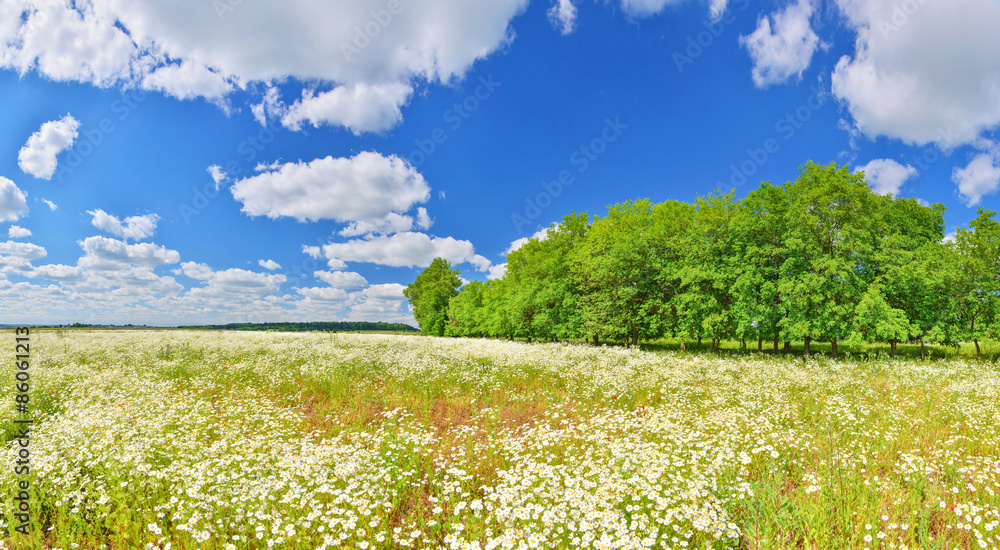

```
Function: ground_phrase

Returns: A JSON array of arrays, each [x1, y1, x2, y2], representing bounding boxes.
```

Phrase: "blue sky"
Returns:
[[1, 0, 999, 326]]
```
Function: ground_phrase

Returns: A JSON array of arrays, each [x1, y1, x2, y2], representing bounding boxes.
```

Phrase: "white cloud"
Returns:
[[258, 259, 281, 271], [78, 236, 180, 269], [619, 0, 685, 17], [416, 207, 433, 230], [855, 159, 918, 197], [314, 270, 369, 290], [740, 0, 820, 88], [708, 0, 729, 21], [0, 177, 29, 222], [17, 114, 80, 179], [178, 261, 215, 281], [548, 0, 578, 35], [42, 199, 57, 210], [208, 164, 227, 190], [316, 232, 491, 272], [831, 0, 1000, 147], [231, 152, 430, 223], [0, 241, 46, 260], [339, 212, 415, 237], [281, 82, 413, 135], [487, 263, 507, 280], [297, 287, 349, 301], [141, 61, 232, 100], [1, 0, 529, 133], [88, 209, 160, 241], [504, 226, 553, 256], [952, 152, 1000, 207], [0, 240, 46, 272], [29, 264, 86, 282], [8, 226, 31, 238]]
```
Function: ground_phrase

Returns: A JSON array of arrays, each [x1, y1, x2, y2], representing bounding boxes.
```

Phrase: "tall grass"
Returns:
[[1, 329, 998, 549]]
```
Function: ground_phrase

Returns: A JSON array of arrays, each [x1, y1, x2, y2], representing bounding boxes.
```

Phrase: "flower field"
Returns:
[[2, 330, 1000, 550]]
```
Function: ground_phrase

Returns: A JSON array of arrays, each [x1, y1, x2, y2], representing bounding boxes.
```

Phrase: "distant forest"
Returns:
[[405, 161, 1000, 359], [179, 322, 420, 333]]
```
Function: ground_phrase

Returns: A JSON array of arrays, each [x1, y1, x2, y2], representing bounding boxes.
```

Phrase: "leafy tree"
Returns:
[[953, 208, 1000, 358], [780, 161, 878, 359], [404, 257, 462, 336], [446, 280, 486, 337], [731, 182, 791, 352], [674, 192, 737, 352], [573, 200, 669, 347]]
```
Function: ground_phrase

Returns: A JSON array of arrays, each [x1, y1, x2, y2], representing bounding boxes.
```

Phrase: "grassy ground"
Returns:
[[1, 329, 999, 549]]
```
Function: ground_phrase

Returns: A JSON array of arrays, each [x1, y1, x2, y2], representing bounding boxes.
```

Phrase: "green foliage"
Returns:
[[404, 257, 462, 336], [408, 162, 1000, 357]]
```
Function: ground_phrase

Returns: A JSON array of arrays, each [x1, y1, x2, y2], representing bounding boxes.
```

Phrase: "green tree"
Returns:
[[404, 257, 462, 336], [446, 280, 486, 337], [780, 161, 879, 359], [573, 200, 670, 347], [674, 192, 737, 352], [731, 182, 791, 352], [953, 208, 1000, 358]]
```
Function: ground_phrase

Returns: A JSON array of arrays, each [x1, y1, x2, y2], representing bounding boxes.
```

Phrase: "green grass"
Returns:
[[1, 329, 999, 549]]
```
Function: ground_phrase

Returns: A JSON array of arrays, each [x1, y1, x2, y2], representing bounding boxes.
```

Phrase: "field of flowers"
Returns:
[[1, 329, 999, 550]]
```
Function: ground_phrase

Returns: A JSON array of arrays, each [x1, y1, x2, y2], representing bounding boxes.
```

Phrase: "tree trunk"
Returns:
[[890, 339, 897, 357], [784, 341, 790, 353], [593, 333, 599, 346], [758, 335, 763, 352], [632, 326, 639, 347], [773, 332, 780, 353], [804, 336, 811, 358], [741, 337, 746, 350], [710, 337, 718, 353], [920, 339, 926, 361], [830, 338, 838, 360], [697, 336, 702, 350], [975, 339, 982, 358], [679, 336, 685, 352]]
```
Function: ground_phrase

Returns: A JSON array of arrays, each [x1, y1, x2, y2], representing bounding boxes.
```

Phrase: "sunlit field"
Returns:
[[2, 330, 1000, 550]]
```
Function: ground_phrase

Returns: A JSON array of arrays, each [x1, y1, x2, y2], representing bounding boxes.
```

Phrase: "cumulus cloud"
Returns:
[[17, 114, 80, 179], [487, 263, 508, 280], [1, 0, 529, 133], [952, 152, 1000, 207], [88, 209, 160, 240], [141, 61, 232, 101], [315, 232, 491, 272], [548, 0, 578, 35], [78, 236, 180, 269], [741, 0, 820, 88], [831, 0, 1000, 147], [297, 287, 349, 301], [855, 159, 918, 197], [258, 259, 281, 271], [0, 177, 29, 222], [0, 240, 47, 272], [314, 270, 369, 290], [231, 152, 430, 223], [28, 264, 86, 282], [504, 226, 553, 256], [281, 82, 413, 135], [339, 212, 415, 238], [8, 226, 31, 238]]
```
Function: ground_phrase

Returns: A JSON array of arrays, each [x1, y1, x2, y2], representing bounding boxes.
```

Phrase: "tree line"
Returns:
[[405, 162, 1000, 359]]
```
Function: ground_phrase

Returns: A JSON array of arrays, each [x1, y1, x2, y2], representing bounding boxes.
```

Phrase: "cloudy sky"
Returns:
[[1, 0, 999, 326]]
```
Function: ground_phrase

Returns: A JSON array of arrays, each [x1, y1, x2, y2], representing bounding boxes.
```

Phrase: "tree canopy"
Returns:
[[406, 161, 1000, 357]]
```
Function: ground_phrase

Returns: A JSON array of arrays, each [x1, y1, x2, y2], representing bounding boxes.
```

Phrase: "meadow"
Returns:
[[2, 330, 999, 550]]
